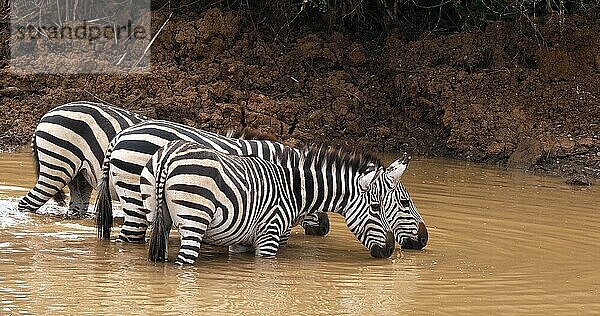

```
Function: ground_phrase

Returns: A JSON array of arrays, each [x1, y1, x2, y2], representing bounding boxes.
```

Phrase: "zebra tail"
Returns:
[[31, 133, 39, 179], [95, 145, 115, 240], [95, 174, 113, 239], [148, 164, 169, 262], [148, 169, 171, 262], [148, 198, 168, 262]]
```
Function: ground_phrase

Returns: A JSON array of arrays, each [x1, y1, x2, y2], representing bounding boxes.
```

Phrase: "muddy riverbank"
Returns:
[[1, 5, 599, 183]]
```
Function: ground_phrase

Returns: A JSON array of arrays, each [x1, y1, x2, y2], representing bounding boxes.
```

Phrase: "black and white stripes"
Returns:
[[20, 102, 428, 263], [94, 119, 298, 242], [144, 140, 300, 264], [95, 119, 428, 259], [18, 101, 146, 216], [144, 140, 404, 264]]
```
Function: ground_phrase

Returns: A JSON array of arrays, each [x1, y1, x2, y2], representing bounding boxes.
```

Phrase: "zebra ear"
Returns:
[[359, 167, 383, 192], [386, 153, 410, 184]]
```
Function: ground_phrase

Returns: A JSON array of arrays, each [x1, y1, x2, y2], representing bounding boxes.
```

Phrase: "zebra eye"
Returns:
[[400, 199, 410, 208]]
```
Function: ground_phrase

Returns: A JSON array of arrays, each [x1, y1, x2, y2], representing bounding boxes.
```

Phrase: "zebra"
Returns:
[[17, 101, 146, 217], [142, 140, 418, 264], [18, 101, 329, 235], [363, 154, 429, 249], [95, 120, 331, 243], [95, 118, 428, 251]]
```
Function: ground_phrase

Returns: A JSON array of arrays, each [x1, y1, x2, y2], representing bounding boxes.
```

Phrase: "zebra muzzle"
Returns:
[[304, 212, 330, 236], [402, 221, 428, 250], [370, 231, 395, 258]]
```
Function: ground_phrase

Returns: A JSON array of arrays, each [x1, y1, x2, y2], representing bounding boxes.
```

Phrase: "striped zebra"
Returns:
[[95, 119, 428, 252], [17, 101, 329, 235], [95, 120, 330, 243], [143, 140, 416, 264], [363, 154, 429, 249], [17, 101, 146, 217]]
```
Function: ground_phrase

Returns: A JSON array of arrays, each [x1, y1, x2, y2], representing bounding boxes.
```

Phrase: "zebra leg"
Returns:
[[67, 172, 93, 218], [114, 174, 150, 243], [279, 228, 291, 248], [174, 225, 206, 265], [173, 209, 211, 265], [18, 146, 74, 213], [254, 225, 283, 258], [302, 212, 330, 236], [18, 178, 68, 213], [116, 207, 149, 243]]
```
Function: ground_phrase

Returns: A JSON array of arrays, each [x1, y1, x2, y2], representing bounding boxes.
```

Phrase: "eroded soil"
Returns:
[[1, 7, 599, 183]]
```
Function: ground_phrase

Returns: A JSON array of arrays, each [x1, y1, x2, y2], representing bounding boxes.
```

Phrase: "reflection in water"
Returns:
[[1, 152, 599, 314]]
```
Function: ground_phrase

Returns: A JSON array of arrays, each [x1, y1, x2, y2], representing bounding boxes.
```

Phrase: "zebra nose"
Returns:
[[370, 231, 395, 258], [402, 221, 428, 250], [417, 221, 428, 247]]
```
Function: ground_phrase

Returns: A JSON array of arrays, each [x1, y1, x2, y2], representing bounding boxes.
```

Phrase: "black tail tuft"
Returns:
[[95, 176, 113, 239], [148, 153, 170, 262], [148, 201, 168, 262]]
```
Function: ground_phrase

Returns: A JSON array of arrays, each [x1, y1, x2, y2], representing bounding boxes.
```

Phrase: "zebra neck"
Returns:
[[292, 162, 359, 217]]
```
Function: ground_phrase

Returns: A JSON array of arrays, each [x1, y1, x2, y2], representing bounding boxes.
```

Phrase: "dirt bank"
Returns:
[[1, 6, 599, 184]]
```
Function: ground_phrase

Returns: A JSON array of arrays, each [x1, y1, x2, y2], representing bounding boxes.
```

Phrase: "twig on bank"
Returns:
[[132, 11, 173, 70], [83, 89, 115, 106]]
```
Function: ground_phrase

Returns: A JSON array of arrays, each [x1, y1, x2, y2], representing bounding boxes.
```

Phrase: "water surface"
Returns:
[[1, 152, 599, 315]]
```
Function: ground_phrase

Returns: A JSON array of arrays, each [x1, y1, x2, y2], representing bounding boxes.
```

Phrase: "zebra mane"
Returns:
[[225, 127, 278, 141], [299, 145, 382, 174]]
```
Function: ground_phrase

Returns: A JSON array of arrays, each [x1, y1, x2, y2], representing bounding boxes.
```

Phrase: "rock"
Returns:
[[566, 174, 593, 186], [556, 137, 577, 151], [347, 43, 366, 65], [508, 138, 544, 169], [577, 137, 594, 147]]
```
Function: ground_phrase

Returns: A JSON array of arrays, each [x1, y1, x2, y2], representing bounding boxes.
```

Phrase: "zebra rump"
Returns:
[[18, 101, 146, 217], [144, 140, 301, 264]]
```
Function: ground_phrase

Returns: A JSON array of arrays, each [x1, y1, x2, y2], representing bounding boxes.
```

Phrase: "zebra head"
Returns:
[[362, 153, 428, 250], [342, 163, 395, 258]]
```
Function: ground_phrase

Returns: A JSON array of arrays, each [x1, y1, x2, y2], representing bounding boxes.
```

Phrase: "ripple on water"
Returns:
[[0, 197, 126, 223], [1, 155, 600, 315], [0, 199, 31, 228]]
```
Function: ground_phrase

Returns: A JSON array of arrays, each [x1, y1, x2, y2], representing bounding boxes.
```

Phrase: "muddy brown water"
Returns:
[[0, 152, 599, 315]]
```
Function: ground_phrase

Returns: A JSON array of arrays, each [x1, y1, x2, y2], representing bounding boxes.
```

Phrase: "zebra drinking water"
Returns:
[[361, 154, 429, 250], [142, 140, 415, 264], [95, 120, 428, 250], [18, 101, 147, 217]]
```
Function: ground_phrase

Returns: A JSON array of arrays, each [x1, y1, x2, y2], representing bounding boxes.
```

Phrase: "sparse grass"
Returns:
[[299, 0, 600, 31], [3, 0, 600, 35]]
